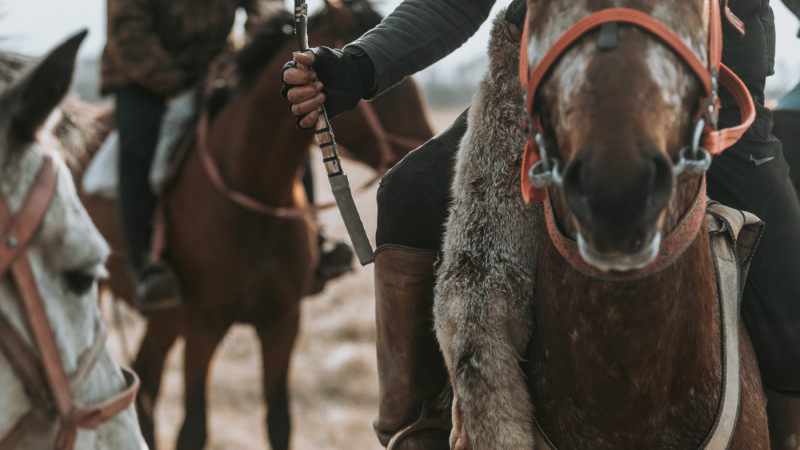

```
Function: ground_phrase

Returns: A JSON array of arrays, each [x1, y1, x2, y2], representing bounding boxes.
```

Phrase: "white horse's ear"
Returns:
[[4, 29, 86, 141]]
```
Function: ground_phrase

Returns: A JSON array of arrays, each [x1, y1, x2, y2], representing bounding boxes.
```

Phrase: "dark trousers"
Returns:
[[376, 106, 800, 394], [115, 87, 166, 269]]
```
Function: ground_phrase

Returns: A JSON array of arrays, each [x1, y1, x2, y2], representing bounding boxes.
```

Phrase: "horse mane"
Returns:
[[51, 97, 113, 175]]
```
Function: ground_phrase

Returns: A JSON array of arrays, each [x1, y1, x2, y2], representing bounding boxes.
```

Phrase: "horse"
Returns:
[[0, 32, 146, 449], [76, 1, 434, 449], [435, 1, 769, 448]]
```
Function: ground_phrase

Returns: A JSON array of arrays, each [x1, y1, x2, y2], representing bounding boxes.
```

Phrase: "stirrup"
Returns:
[[386, 401, 451, 450]]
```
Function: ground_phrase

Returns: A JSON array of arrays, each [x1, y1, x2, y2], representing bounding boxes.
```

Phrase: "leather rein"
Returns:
[[195, 60, 423, 219], [0, 155, 139, 450]]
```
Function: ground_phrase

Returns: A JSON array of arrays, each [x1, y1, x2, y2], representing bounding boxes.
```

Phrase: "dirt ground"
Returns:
[[102, 108, 463, 450]]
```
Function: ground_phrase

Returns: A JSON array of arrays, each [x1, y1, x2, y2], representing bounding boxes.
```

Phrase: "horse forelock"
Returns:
[[527, 0, 708, 74]]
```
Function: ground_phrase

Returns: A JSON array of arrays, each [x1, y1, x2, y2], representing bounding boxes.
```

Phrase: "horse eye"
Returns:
[[63, 269, 98, 295]]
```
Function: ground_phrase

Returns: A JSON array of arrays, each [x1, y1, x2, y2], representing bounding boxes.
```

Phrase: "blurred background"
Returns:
[[2, 0, 798, 106], [0, 1, 798, 449]]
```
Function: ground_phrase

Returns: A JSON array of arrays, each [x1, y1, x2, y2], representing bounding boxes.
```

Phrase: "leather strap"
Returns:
[[519, 2, 755, 203], [0, 157, 59, 274]]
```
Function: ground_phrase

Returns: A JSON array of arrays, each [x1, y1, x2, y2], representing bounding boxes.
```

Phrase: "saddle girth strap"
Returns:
[[533, 203, 763, 449]]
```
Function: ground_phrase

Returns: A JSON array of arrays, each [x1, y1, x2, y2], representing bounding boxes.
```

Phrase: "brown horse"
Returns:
[[77, 2, 433, 449], [435, 1, 768, 448]]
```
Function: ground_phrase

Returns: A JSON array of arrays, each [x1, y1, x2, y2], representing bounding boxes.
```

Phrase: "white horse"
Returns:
[[0, 32, 147, 449]]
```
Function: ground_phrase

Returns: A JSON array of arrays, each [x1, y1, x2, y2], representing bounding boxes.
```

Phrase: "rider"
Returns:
[[283, 0, 800, 448], [101, 0, 353, 313]]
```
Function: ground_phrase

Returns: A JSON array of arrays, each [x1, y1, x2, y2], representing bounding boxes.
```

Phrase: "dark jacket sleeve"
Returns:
[[343, 0, 496, 99]]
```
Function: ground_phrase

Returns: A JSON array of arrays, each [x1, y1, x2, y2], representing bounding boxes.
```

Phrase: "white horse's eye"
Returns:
[[63, 264, 107, 295]]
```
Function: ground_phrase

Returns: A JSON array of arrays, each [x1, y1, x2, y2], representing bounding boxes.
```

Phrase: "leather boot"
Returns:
[[766, 387, 800, 449], [373, 246, 451, 450]]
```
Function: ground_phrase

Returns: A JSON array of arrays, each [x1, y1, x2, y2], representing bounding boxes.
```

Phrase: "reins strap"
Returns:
[[0, 157, 59, 274]]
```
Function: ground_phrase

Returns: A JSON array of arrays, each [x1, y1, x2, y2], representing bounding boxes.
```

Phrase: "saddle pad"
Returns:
[[81, 89, 197, 199]]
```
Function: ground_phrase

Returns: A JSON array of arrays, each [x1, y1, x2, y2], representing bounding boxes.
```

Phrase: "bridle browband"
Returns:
[[0, 155, 139, 450], [518, 0, 755, 203]]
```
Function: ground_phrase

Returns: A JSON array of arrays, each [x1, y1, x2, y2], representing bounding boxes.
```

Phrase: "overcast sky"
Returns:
[[1, 0, 798, 93]]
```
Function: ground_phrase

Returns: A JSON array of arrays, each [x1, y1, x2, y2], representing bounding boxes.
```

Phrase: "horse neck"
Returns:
[[205, 74, 314, 205], [530, 182, 721, 444]]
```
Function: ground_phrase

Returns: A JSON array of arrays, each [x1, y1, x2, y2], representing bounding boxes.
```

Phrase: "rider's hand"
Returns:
[[281, 46, 375, 130]]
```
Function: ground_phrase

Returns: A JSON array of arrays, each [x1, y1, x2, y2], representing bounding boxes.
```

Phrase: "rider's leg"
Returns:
[[300, 157, 354, 294], [116, 87, 179, 311], [372, 108, 467, 449], [707, 102, 800, 448]]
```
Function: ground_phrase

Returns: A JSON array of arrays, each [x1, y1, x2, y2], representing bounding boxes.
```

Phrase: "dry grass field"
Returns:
[[103, 108, 463, 450]]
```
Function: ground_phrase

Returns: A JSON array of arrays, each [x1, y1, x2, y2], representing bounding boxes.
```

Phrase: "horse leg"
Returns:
[[255, 304, 300, 450], [133, 310, 181, 450], [175, 316, 230, 450]]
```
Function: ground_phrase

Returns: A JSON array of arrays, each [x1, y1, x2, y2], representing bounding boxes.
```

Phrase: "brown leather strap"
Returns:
[[0, 409, 50, 450], [0, 156, 59, 274], [69, 322, 107, 393], [55, 367, 140, 450], [0, 309, 48, 403]]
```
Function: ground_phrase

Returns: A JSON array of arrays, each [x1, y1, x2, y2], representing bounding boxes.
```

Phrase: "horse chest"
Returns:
[[524, 235, 722, 447]]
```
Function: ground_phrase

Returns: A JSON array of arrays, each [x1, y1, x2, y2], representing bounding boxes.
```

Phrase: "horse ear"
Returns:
[[3, 29, 86, 141]]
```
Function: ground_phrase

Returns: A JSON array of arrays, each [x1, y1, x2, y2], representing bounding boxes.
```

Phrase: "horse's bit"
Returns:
[[518, 0, 755, 202], [0, 155, 139, 450]]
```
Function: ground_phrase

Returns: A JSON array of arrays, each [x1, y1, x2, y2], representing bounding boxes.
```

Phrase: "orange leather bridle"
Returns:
[[518, 0, 756, 203], [0, 155, 139, 450]]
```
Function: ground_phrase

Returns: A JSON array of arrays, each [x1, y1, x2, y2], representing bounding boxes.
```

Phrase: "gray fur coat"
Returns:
[[433, 11, 543, 449]]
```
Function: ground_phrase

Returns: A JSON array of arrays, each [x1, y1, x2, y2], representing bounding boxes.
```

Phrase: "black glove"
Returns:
[[505, 0, 527, 30], [281, 46, 375, 127]]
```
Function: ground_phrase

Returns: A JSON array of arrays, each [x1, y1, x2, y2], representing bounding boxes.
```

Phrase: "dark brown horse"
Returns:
[[77, 2, 433, 449], [435, 1, 768, 448]]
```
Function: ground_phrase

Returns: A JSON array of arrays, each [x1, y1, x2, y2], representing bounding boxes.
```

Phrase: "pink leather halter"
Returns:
[[518, 1, 756, 203], [0, 155, 139, 450]]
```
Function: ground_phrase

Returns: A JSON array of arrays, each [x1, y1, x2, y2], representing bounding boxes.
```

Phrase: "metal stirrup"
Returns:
[[386, 401, 451, 450]]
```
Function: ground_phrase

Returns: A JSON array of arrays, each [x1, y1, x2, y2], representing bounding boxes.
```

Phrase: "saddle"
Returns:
[[81, 88, 199, 199]]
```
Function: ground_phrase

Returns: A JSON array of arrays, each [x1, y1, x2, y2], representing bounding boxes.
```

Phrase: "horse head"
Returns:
[[0, 32, 145, 449], [524, 0, 711, 272]]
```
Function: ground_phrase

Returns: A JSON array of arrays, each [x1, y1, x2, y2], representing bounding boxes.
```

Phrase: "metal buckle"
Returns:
[[673, 118, 711, 176], [528, 132, 563, 188]]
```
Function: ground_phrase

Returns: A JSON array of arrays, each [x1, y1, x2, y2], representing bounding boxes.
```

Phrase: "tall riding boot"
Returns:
[[373, 246, 450, 450], [766, 387, 800, 449]]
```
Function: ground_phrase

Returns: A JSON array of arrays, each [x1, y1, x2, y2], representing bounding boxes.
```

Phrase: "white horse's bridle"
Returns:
[[0, 155, 139, 450]]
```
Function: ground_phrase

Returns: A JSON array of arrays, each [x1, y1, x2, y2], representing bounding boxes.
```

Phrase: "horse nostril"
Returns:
[[562, 156, 591, 221], [646, 152, 673, 218]]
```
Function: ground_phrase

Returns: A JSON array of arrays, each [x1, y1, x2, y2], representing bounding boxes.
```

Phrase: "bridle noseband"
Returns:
[[518, 1, 755, 204], [0, 155, 139, 450]]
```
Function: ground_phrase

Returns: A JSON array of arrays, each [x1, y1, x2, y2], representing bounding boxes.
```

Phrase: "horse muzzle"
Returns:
[[577, 230, 661, 272]]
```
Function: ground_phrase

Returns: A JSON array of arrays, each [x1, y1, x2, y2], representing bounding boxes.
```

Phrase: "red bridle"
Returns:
[[0, 155, 139, 450], [518, 1, 756, 203]]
